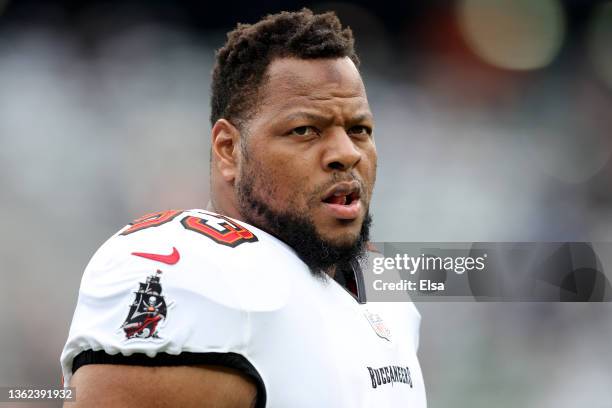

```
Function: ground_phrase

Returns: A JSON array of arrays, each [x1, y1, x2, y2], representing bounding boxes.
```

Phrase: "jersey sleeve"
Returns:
[[60, 210, 267, 390]]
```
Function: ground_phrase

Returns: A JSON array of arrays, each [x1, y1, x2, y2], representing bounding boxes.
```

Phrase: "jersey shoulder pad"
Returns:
[[86, 209, 295, 312], [62, 209, 298, 385]]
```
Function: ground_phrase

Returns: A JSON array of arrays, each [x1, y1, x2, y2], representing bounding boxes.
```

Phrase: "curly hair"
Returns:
[[210, 8, 359, 128]]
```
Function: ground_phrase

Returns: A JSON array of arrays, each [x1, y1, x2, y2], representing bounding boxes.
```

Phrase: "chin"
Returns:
[[319, 228, 361, 247], [316, 214, 363, 241]]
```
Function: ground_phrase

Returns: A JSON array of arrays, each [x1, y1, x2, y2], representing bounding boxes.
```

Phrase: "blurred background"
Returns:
[[0, 0, 611, 406]]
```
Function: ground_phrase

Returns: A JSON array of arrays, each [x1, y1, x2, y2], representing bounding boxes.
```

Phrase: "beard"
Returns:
[[235, 166, 372, 278]]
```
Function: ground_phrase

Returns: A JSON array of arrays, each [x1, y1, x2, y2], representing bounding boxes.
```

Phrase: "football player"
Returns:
[[61, 8, 426, 407]]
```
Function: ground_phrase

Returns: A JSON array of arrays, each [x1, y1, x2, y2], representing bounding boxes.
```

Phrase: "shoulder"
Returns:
[[114, 209, 260, 248], [82, 209, 301, 312], [62, 209, 302, 385], [97, 209, 263, 261]]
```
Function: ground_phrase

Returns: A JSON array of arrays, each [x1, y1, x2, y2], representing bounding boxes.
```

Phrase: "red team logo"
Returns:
[[120, 270, 173, 340]]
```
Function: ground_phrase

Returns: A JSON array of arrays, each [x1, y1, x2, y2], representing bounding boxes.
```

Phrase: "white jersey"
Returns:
[[61, 209, 426, 407]]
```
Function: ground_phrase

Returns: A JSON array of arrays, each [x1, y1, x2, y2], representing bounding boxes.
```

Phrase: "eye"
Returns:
[[289, 126, 319, 137], [348, 125, 372, 137]]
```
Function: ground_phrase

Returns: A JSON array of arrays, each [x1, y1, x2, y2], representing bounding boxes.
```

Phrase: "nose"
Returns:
[[322, 128, 362, 171]]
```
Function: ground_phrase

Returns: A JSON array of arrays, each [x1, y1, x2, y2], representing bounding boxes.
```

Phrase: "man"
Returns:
[[61, 9, 426, 407]]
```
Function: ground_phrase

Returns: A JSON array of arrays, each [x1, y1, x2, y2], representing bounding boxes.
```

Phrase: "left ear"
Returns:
[[211, 119, 241, 183]]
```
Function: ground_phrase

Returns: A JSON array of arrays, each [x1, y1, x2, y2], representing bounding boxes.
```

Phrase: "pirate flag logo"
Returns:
[[120, 269, 173, 340]]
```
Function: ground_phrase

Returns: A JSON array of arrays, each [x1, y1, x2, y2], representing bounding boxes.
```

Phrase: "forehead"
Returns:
[[259, 57, 369, 112]]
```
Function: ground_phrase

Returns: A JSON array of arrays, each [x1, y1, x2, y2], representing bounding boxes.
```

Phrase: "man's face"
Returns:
[[235, 57, 377, 271]]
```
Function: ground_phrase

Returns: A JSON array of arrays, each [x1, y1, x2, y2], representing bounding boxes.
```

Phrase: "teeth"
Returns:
[[328, 194, 347, 205], [325, 187, 359, 205]]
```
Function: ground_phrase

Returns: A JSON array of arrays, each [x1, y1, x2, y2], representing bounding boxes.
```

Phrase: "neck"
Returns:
[[207, 195, 243, 221]]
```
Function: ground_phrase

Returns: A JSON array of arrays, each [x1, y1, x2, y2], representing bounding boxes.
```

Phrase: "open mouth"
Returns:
[[322, 190, 360, 206], [320, 181, 363, 220], [321, 181, 362, 209], [321, 183, 362, 220]]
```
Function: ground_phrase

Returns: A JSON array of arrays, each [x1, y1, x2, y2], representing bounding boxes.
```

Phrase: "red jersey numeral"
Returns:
[[121, 210, 257, 248], [182, 212, 258, 247], [120, 210, 183, 236]]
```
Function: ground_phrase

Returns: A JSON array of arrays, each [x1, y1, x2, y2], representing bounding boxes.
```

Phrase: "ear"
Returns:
[[211, 119, 241, 183]]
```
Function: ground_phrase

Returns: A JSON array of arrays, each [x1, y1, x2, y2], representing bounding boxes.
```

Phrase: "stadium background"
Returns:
[[1, 0, 611, 406]]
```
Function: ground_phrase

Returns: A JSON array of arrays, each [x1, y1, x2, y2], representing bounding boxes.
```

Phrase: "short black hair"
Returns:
[[210, 8, 359, 128]]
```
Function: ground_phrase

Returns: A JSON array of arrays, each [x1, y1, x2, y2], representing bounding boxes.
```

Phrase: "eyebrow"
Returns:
[[351, 113, 374, 123], [282, 111, 374, 124]]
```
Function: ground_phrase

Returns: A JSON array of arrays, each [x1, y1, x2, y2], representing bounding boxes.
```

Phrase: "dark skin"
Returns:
[[68, 365, 257, 408], [211, 57, 377, 251], [68, 56, 376, 408]]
